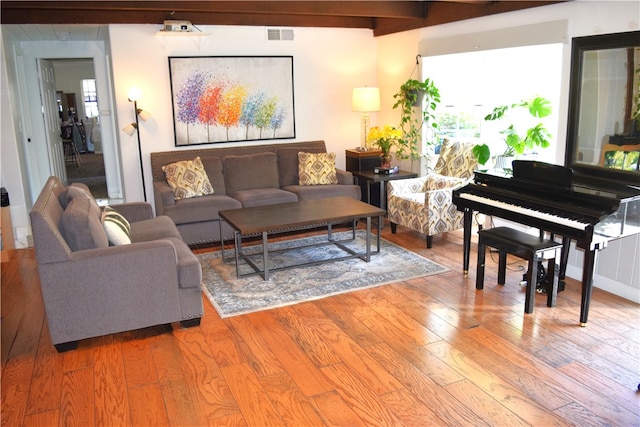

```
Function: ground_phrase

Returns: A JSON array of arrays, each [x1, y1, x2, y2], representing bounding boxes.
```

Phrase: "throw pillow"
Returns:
[[61, 197, 109, 251], [102, 206, 131, 245], [162, 156, 214, 200], [433, 140, 477, 180], [298, 152, 339, 185]]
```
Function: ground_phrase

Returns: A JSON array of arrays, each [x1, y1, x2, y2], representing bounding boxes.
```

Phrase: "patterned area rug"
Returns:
[[199, 230, 449, 318]]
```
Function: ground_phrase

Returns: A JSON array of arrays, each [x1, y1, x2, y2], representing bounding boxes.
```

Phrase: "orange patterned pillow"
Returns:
[[162, 156, 214, 200], [298, 152, 339, 185]]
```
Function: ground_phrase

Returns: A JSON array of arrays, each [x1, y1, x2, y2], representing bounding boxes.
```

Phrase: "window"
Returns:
[[423, 43, 563, 164], [82, 79, 98, 118]]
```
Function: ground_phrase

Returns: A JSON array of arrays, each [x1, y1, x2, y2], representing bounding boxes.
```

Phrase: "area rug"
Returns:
[[199, 230, 449, 318]]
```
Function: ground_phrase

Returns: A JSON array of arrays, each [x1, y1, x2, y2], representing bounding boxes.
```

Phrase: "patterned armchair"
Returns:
[[387, 140, 479, 248]]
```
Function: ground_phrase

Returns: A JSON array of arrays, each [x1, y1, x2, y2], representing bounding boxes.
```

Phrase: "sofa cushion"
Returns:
[[162, 157, 214, 200], [283, 184, 361, 201], [199, 156, 227, 194], [60, 184, 101, 218], [223, 152, 279, 194], [164, 194, 242, 224], [277, 147, 325, 187], [61, 197, 109, 251], [130, 215, 182, 242], [298, 152, 339, 185], [101, 206, 131, 245], [231, 188, 298, 208]]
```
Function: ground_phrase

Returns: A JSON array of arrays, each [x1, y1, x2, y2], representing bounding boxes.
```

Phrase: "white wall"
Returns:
[[374, 0, 640, 302], [108, 24, 378, 202]]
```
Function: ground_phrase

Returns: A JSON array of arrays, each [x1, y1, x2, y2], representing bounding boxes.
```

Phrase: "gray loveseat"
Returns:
[[30, 176, 204, 352], [150, 140, 360, 246]]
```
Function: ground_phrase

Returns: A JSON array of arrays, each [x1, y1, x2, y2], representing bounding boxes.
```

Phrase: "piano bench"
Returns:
[[476, 226, 563, 314]]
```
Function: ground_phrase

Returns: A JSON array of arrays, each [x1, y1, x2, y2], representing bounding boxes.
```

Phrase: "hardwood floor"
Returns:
[[2, 224, 639, 426]]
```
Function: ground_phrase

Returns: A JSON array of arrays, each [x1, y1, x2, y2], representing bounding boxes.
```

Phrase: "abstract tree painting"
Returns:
[[169, 56, 295, 146]]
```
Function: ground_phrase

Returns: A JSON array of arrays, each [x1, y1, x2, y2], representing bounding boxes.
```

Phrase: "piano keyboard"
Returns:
[[458, 193, 590, 230]]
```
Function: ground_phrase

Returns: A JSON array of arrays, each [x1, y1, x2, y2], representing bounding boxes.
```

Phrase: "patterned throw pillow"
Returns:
[[298, 152, 339, 185], [162, 156, 214, 200], [433, 140, 478, 179], [101, 206, 131, 245]]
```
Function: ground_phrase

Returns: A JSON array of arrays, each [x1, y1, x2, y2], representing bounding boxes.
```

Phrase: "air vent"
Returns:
[[266, 28, 294, 41]]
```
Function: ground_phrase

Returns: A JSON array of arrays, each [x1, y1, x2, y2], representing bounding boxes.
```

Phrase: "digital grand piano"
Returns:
[[453, 30, 640, 326], [453, 161, 640, 325]]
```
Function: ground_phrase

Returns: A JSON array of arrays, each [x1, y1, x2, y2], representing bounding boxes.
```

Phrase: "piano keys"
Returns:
[[453, 160, 640, 326]]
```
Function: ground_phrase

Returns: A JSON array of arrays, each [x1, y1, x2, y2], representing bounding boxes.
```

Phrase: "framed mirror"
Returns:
[[565, 30, 640, 186]]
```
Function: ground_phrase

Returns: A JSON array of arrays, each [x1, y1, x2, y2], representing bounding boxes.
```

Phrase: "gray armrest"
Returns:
[[109, 202, 153, 223], [336, 169, 354, 185], [153, 181, 176, 215]]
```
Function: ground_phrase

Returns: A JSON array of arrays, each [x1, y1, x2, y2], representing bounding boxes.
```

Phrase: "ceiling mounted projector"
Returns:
[[163, 20, 193, 32]]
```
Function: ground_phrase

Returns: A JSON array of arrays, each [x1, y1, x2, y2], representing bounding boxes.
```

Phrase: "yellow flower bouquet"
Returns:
[[366, 125, 402, 158]]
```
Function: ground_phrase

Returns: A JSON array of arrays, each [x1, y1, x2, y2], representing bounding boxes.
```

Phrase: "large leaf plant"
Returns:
[[473, 96, 552, 166]]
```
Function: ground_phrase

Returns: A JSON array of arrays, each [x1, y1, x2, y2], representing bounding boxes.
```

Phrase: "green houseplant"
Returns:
[[473, 96, 552, 166], [392, 78, 441, 164]]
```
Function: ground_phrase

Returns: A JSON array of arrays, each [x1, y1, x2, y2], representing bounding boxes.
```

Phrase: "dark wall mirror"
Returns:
[[565, 30, 640, 186]]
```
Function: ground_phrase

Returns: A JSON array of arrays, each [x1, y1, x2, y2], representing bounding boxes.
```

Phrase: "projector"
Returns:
[[163, 20, 193, 32]]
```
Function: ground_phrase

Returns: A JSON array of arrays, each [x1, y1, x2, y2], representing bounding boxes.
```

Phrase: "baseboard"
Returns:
[[566, 265, 640, 304]]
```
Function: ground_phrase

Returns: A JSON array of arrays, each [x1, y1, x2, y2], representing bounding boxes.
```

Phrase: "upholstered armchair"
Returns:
[[387, 140, 479, 248]]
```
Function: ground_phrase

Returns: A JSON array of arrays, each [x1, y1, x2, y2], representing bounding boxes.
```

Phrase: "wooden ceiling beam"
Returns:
[[0, 1, 425, 23], [373, 1, 564, 36], [0, 1, 565, 35]]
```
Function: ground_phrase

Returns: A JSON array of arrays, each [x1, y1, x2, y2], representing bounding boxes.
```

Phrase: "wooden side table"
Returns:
[[351, 169, 418, 211], [345, 149, 383, 172]]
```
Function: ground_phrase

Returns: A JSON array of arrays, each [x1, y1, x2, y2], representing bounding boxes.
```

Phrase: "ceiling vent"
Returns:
[[267, 28, 294, 41]]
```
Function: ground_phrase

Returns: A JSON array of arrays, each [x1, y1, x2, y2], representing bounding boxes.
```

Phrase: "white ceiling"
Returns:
[[2, 24, 109, 42]]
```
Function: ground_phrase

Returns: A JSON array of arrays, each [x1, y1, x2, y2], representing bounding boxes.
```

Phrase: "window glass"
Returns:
[[82, 79, 99, 117], [423, 43, 563, 164]]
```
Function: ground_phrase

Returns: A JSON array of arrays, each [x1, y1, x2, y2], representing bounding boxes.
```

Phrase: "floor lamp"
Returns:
[[122, 88, 151, 201], [352, 87, 380, 150]]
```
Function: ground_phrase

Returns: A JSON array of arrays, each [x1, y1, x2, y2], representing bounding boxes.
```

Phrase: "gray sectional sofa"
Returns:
[[150, 140, 360, 246], [29, 176, 204, 351]]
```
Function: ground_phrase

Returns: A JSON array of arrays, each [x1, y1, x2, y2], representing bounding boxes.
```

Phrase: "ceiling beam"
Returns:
[[0, 1, 565, 36], [373, 1, 563, 36]]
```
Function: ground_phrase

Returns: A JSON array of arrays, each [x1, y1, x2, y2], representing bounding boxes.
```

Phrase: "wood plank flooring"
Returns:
[[2, 224, 639, 426]]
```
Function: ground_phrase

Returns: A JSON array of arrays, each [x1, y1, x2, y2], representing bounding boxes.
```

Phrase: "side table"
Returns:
[[351, 170, 418, 211], [345, 149, 383, 172]]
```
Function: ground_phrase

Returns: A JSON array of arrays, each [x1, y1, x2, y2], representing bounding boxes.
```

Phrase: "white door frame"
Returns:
[[18, 40, 122, 204]]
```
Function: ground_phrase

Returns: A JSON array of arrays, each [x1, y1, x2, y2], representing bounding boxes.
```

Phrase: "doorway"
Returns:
[[52, 59, 108, 200]]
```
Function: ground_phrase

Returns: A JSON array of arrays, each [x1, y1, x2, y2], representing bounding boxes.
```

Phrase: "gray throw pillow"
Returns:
[[61, 197, 109, 251]]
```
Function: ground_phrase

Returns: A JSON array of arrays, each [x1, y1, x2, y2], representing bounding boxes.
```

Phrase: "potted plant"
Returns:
[[366, 125, 402, 168], [392, 78, 441, 165], [473, 96, 552, 168]]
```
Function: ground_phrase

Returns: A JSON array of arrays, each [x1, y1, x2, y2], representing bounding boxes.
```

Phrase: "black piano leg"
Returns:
[[524, 256, 539, 314], [462, 209, 472, 276], [558, 236, 571, 292], [546, 257, 558, 308], [579, 248, 598, 326]]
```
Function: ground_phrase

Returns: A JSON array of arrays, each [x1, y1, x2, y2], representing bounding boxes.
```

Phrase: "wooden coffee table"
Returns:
[[218, 197, 386, 280]]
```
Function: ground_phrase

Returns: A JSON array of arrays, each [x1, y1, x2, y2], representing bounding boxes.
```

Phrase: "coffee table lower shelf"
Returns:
[[218, 197, 385, 281]]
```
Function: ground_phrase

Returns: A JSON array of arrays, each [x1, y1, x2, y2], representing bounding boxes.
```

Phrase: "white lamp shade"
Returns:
[[122, 123, 137, 136], [127, 87, 142, 102], [138, 109, 151, 122], [352, 87, 380, 112]]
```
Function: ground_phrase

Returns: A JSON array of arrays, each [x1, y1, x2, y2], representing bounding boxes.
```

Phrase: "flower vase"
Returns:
[[380, 154, 392, 169]]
